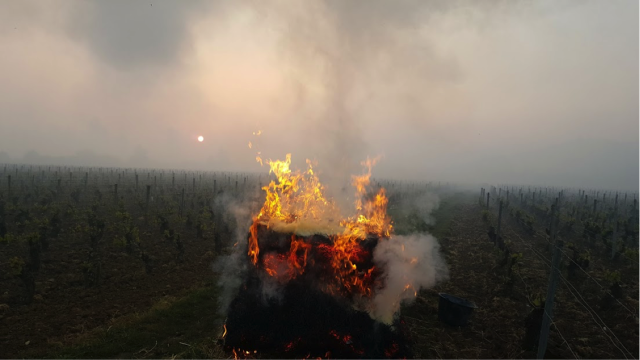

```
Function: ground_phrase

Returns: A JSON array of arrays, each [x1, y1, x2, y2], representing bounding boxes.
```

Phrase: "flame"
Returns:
[[231, 347, 257, 359], [247, 154, 393, 299], [222, 324, 227, 338], [248, 142, 252, 149]]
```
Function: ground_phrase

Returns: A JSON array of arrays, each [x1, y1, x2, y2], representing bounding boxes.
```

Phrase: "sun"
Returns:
[[197, 135, 204, 142]]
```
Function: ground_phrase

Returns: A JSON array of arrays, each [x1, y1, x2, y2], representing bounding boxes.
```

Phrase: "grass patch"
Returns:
[[21, 280, 226, 359]]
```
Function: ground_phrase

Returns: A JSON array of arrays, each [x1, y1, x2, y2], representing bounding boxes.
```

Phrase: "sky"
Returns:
[[0, 0, 637, 191]]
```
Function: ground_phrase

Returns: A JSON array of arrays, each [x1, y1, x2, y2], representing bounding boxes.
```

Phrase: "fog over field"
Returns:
[[0, 0, 637, 191]]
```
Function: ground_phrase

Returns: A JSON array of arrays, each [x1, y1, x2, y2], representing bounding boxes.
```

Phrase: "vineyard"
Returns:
[[0, 164, 265, 357], [476, 185, 639, 358], [0, 163, 637, 359]]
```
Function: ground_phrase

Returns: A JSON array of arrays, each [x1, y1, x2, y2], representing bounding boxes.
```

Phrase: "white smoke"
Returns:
[[370, 233, 449, 324], [211, 184, 262, 316], [409, 191, 440, 225], [212, 251, 247, 317]]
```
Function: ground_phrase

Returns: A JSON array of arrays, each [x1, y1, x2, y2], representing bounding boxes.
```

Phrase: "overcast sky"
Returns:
[[0, 0, 637, 191]]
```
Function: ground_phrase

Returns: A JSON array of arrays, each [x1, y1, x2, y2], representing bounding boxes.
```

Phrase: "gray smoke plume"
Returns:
[[211, 184, 262, 316], [371, 233, 449, 324]]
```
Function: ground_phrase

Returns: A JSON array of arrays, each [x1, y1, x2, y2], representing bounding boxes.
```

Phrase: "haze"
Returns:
[[0, 0, 637, 191]]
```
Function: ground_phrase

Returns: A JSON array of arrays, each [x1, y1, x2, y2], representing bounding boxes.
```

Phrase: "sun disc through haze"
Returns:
[[198, 136, 204, 142]]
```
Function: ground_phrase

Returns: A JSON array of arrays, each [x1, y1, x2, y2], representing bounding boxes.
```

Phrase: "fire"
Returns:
[[247, 154, 393, 299]]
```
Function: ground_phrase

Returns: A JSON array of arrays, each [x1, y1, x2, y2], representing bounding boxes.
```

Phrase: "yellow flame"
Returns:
[[247, 153, 393, 298], [256, 152, 263, 166]]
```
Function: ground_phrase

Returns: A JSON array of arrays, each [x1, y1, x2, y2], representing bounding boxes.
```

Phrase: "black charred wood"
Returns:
[[223, 226, 409, 358]]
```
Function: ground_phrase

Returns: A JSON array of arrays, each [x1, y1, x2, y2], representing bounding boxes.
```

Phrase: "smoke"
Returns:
[[211, 184, 262, 316], [409, 192, 440, 225], [248, 0, 465, 198], [388, 186, 441, 227], [65, 0, 216, 70], [371, 233, 449, 324], [212, 248, 247, 317], [1, 1, 636, 190]]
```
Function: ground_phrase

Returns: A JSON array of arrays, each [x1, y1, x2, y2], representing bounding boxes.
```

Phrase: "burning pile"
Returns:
[[221, 155, 423, 358]]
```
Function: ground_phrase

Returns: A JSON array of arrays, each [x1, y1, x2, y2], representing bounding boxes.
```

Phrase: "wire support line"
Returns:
[[504, 225, 635, 359], [545, 310, 579, 360], [558, 273, 635, 360]]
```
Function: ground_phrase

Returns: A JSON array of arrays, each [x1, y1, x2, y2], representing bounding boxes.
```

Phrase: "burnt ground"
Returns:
[[2, 191, 638, 359]]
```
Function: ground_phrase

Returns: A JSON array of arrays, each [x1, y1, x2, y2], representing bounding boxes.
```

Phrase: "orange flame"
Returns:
[[247, 154, 392, 298]]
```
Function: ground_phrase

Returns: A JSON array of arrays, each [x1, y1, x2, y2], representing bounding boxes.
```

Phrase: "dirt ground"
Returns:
[[0, 221, 219, 358], [403, 197, 639, 359]]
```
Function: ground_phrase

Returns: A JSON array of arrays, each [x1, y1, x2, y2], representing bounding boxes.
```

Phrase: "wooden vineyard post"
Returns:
[[497, 200, 503, 239], [214, 179, 217, 194], [611, 221, 619, 260], [631, 198, 638, 241], [172, 172, 175, 189], [584, 194, 588, 208], [180, 188, 185, 216], [486, 192, 490, 209], [537, 199, 561, 359], [7, 175, 10, 195], [146, 185, 151, 210], [532, 191, 536, 207], [593, 199, 597, 214]]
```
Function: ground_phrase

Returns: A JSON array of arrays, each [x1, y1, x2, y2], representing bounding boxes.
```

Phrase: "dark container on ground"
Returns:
[[438, 293, 477, 326]]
